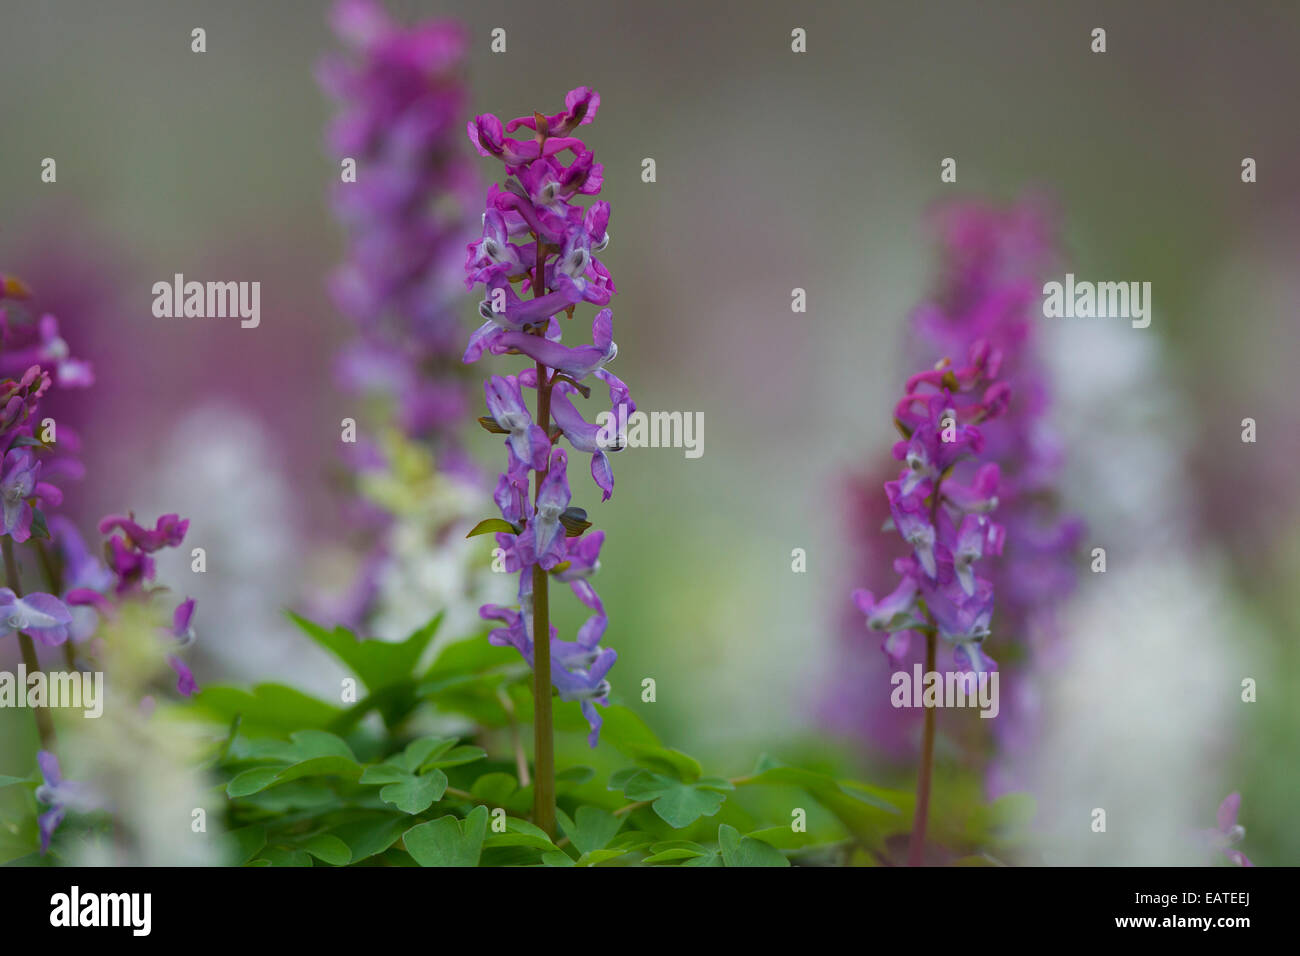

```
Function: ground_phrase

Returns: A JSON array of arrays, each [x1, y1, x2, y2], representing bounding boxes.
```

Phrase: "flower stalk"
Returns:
[[463, 88, 629, 836], [852, 346, 1011, 865]]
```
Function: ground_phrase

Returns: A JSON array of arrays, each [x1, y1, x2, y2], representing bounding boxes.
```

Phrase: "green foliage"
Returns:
[[186, 608, 1015, 867]]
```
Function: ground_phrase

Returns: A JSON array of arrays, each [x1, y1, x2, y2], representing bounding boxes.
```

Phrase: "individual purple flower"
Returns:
[[168, 655, 198, 697], [552, 646, 616, 747], [171, 597, 197, 646], [503, 86, 601, 136], [853, 574, 920, 633], [488, 308, 617, 381], [34, 751, 100, 854], [483, 374, 549, 471], [1, 447, 62, 543], [105, 536, 154, 595], [0, 587, 74, 646], [516, 447, 571, 571], [1201, 793, 1254, 867]]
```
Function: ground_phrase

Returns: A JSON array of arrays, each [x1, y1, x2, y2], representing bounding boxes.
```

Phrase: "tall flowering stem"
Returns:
[[852, 342, 1010, 864], [464, 89, 628, 836]]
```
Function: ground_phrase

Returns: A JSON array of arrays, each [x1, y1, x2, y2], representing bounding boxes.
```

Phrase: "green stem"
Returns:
[[908, 629, 937, 866], [529, 224, 557, 838], [908, 468, 947, 866], [2, 537, 56, 748]]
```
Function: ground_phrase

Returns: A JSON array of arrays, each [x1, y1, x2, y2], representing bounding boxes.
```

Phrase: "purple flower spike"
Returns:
[[465, 87, 625, 746], [854, 342, 1010, 676]]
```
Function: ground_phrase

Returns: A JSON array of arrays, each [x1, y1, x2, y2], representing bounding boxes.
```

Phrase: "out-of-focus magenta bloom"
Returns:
[[0, 314, 94, 389], [465, 88, 626, 746], [1201, 793, 1254, 867], [0, 366, 50, 441], [93, 511, 199, 695], [168, 655, 198, 697], [97, 513, 189, 554]]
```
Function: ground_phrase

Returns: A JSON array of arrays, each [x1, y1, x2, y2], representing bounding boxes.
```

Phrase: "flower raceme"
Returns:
[[464, 87, 627, 748], [853, 341, 1011, 675]]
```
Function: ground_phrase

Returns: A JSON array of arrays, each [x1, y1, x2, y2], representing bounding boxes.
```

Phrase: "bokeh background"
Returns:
[[1, 0, 1297, 864]]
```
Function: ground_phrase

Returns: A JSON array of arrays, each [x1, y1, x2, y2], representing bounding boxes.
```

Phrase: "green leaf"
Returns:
[[397, 737, 456, 772], [225, 731, 361, 797], [378, 770, 449, 814], [300, 834, 352, 866], [0, 775, 34, 789], [194, 683, 343, 735], [226, 766, 285, 798], [359, 763, 412, 785], [470, 772, 526, 812], [718, 824, 790, 867], [483, 817, 557, 852], [255, 847, 313, 867], [618, 771, 727, 829], [649, 783, 726, 829], [644, 847, 708, 865], [288, 611, 441, 695], [404, 806, 489, 867], [556, 806, 623, 856], [745, 825, 817, 850], [225, 825, 267, 865], [736, 763, 903, 848], [420, 745, 487, 771], [29, 507, 50, 541], [556, 766, 595, 787], [598, 707, 701, 781], [329, 814, 408, 863], [466, 518, 517, 538]]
